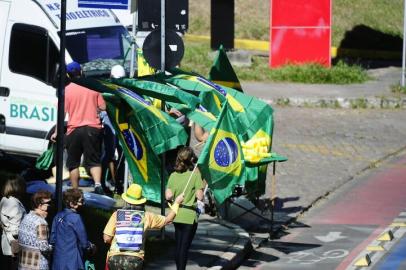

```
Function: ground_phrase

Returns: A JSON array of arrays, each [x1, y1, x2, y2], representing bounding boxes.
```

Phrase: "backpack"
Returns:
[[115, 209, 145, 252]]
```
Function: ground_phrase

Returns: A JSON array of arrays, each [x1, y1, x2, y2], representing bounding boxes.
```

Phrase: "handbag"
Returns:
[[35, 144, 55, 170], [10, 239, 21, 254]]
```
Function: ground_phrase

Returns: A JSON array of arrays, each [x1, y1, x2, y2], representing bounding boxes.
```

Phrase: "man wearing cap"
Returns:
[[51, 61, 106, 194], [103, 184, 184, 270]]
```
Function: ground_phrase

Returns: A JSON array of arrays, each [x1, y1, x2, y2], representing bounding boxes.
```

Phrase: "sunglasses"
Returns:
[[41, 200, 52, 206]]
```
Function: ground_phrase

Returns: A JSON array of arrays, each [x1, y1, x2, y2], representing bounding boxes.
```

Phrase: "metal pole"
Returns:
[[161, 0, 166, 72], [160, 0, 166, 240], [56, 0, 67, 212], [129, 1, 138, 78], [124, 160, 129, 193], [402, 0, 406, 87], [270, 161, 276, 239]]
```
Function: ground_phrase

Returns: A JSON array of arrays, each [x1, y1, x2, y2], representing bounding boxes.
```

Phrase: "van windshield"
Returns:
[[62, 26, 133, 76]]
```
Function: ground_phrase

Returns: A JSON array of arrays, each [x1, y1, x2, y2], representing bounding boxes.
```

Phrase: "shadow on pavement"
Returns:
[[260, 241, 321, 255]]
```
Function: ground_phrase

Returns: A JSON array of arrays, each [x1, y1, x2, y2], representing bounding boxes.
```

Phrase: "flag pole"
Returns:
[[160, 0, 166, 240], [129, 2, 137, 78], [181, 165, 198, 195], [270, 161, 276, 239]]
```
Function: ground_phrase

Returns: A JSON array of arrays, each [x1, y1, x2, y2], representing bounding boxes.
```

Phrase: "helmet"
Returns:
[[110, 65, 126, 79]]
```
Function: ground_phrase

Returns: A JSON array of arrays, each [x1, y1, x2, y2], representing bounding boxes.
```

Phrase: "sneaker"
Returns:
[[94, 186, 105, 195], [103, 187, 114, 197], [105, 180, 115, 191]]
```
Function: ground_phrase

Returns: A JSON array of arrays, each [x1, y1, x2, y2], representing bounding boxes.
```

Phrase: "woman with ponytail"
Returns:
[[165, 147, 204, 270]]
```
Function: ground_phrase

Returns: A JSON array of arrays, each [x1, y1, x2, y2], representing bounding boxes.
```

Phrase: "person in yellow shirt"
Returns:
[[103, 184, 183, 270]]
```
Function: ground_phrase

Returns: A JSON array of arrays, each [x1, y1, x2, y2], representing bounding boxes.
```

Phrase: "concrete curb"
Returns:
[[207, 219, 253, 270], [184, 34, 402, 60], [261, 96, 406, 109]]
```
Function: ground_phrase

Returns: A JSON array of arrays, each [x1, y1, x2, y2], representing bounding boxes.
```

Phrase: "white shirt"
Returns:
[[0, 196, 26, 255]]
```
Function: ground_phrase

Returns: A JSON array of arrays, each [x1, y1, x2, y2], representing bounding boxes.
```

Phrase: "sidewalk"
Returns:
[[243, 66, 406, 108], [143, 214, 252, 270]]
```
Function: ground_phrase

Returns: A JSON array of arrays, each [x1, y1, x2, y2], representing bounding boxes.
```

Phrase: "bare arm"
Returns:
[[195, 188, 204, 201], [103, 234, 113, 244], [164, 193, 184, 225], [165, 188, 173, 201], [194, 123, 209, 142]]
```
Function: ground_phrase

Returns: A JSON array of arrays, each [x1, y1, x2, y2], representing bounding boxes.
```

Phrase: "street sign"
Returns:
[[138, 0, 188, 32], [142, 29, 185, 69], [78, 0, 130, 10]]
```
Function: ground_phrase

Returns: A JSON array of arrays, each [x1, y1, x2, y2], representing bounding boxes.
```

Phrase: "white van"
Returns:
[[0, 0, 133, 157]]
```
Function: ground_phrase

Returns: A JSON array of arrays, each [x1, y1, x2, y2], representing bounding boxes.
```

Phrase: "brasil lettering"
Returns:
[[10, 104, 55, 122]]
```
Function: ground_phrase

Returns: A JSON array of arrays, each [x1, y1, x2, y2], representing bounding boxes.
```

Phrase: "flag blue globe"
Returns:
[[214, 137, 238, 167], [123, 129, 143, 160]]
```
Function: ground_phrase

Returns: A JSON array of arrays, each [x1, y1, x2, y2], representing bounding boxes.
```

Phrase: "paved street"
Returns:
[[272, 107, 406, 223], [248, 150, 406, 270], [225, 107, 406, 232]]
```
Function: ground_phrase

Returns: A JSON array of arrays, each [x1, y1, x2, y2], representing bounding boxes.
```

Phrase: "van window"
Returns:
[[64, 26, 131, 64], [9, 24, 59, 84]]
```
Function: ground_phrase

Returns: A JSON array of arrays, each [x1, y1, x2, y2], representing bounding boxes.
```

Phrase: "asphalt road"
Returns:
[[240, 150, 406, 270]]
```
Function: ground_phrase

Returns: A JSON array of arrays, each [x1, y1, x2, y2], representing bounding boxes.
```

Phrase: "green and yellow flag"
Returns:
[[103, 94, 162, 202], [209, 45, 243, 92], [197, 101, 245, 204], [137, 48, 156, 77], [166, 74, 226, 116], [167, 102, 217, 132], [111, 78, 201, 110]]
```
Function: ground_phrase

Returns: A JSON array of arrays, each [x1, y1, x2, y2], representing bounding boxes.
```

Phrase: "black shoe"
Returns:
[[103, 187, 114, 197], [94, 186, 105, 195]]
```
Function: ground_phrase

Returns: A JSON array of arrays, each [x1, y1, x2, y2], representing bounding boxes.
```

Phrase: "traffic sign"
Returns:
[[78, 0, 130, 10], [138, 0, 188, 32], [142, 29, 185, 70]]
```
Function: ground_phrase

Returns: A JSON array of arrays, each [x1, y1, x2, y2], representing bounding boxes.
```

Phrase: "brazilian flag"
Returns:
[[197, 101, 245, 204], [111, 78, 201, 110], [103, 94, 162, 203], [169, 73, 277, 197], [209, 45, 243, 92], [167, 102, 217, 132], [166, 74, 226, 116]]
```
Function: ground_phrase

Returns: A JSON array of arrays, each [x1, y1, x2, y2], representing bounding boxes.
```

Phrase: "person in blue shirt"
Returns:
[[50, 189, 96, 270]]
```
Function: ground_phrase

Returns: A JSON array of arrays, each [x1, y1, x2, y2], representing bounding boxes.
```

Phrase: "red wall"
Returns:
[[269, 0, 331, 67]]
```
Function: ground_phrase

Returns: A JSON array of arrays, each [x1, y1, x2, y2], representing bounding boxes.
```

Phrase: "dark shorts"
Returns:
[[65, 126, 102, 171], [107, 255, 143, 270]]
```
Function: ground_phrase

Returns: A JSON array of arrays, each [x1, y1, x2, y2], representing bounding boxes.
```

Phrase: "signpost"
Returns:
[[402, 0, 406, 86], [56, 0, 67, 212]]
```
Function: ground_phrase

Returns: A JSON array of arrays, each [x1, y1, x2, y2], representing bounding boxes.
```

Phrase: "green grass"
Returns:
[[182, 41, 369, 84], [185, 1, 402, 83], [391, 83, 406, 94], [332, 0, 403, 47], [189, 0, 404, 47]]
